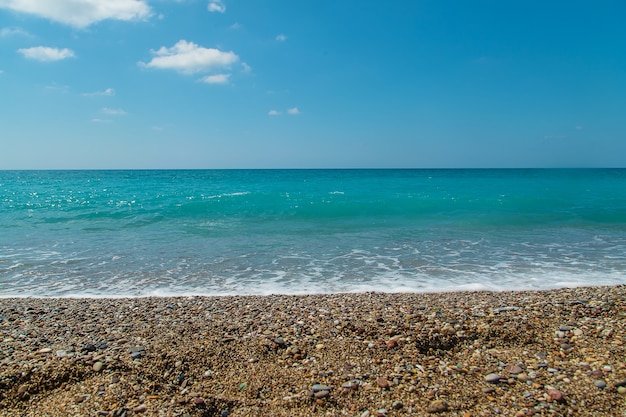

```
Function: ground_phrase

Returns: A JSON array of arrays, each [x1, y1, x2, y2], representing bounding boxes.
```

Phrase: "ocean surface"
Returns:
[[1, 169, 625, 298]]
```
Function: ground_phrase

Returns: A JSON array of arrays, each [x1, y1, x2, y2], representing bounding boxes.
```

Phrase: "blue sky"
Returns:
[[1, 0, 625, 169]]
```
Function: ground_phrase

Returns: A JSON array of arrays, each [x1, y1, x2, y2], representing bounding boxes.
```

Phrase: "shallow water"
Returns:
[[1, 169, 625, 297]]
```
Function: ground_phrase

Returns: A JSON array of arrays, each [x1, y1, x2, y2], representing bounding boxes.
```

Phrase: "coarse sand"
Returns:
[[1, 286, 625, 416]]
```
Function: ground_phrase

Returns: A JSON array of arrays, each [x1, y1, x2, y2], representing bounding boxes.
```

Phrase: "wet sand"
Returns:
[[1, 286, 625, 416]]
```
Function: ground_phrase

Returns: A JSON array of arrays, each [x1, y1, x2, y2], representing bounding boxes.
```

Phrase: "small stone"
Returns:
[[192, 397, 205, 406], [485, 373, 502, 383], [547, 388, 564, 402], [75, 394, 90, 403], [131, 352, 142, 359], [517, 373, 530, 382], [392, 401, 403, 410], [341, 380, 359, 391], [615, 380, 626, 387], [559, 325, 572, 331], [83, 343, 97, 353], [505, 364, 524, 374], [310, 384, 331, 399], [376, 377, 390, 388], [617, 386, 626, 395], [594, 380, 607, 389], [315, 343, 324, 350], [314, 390, 330, 399], [360, 411, 370, 417], [133, 404, 147, 413], [18, 385, 28, 394], [37, 348, 52, 354], [93, 361, 103, 372], [220, 411, 230, 417], [427, 400, 449, 413], [311, 384, 331, 392]]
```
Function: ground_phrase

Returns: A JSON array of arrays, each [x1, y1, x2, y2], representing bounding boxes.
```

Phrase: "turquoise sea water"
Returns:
[[1, 169, 625, 297]]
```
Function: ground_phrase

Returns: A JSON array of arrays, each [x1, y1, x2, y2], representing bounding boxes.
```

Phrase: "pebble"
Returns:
[[617, 386, 626, 395], [133, 404, 147, 413], [547, 388, 564, 403], [485, 373, 502, 383], [426, 400, 449, 413], [310, 384, 331, 399], [83, 343, 97, 353], [93, 361, 103, 372], [37, 348, 52, 354], [341, 380, 359, 391], [376, 377, 390, 388], [505, 364, 523, 374], [593, 380, 607, 389]]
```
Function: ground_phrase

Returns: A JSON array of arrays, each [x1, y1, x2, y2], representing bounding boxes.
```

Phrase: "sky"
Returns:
[[1, 0, 625, 169]]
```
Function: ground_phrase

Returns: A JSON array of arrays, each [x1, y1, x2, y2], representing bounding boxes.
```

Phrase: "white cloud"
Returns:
[[18, 46, 75, 61], [241, 62, 251, 73], [0, 69, 4, 75], [268, 110, 281, 116], [101, 107, 127, 115], [82, 87, 115, 97], [0, 26, 31, 37], [200, 73, 230, 84], [0, 0, 152, 28], [275, 34, 287, 42], [229, 22, 241, 30], [575, 126, 584, 131], [44, 82, 69, 92], [287, 107, 300, 115], [207, 0, 225, 13], [139, 40, 239, 74], [91, 118, 112, 123]]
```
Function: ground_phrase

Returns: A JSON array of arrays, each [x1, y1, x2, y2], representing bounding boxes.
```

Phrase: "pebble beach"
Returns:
[[1, 286, 625, 416]]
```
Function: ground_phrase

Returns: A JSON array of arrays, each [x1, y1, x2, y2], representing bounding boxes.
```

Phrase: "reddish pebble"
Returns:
[[386, 339, 398, 348], [376, 377, 390, 389], [133, 404, 147, 413], [547, 388, 564, 402]]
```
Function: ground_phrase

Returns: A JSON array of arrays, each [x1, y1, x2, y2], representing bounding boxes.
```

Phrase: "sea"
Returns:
[[1, 169, 625, 298]]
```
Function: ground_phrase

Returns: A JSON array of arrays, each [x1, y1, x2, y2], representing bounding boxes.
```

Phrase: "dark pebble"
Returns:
[[83, 343, 97, 352]]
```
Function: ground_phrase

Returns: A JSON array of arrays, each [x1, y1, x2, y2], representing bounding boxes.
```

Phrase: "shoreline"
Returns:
[[1, 286, 625, 416]]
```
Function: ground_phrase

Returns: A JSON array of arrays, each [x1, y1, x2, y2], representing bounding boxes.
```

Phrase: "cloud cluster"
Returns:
[[140, 40, 238, 75], [200, 74, 230, 84], [0, 0, 151, 28], [18, 46, 75, 61], [207, 0, 225, 13], [101, 107, 127, 115], [0, 26, 31, 37], [268, 107, 300, 116], [82, 88, 115, 97]]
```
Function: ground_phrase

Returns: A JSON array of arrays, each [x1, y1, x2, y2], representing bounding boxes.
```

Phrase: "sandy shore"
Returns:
[[1, 286, 625, 416]]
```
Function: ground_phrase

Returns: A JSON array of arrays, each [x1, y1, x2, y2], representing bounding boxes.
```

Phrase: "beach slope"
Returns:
[[1, 286, 625, 416]]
